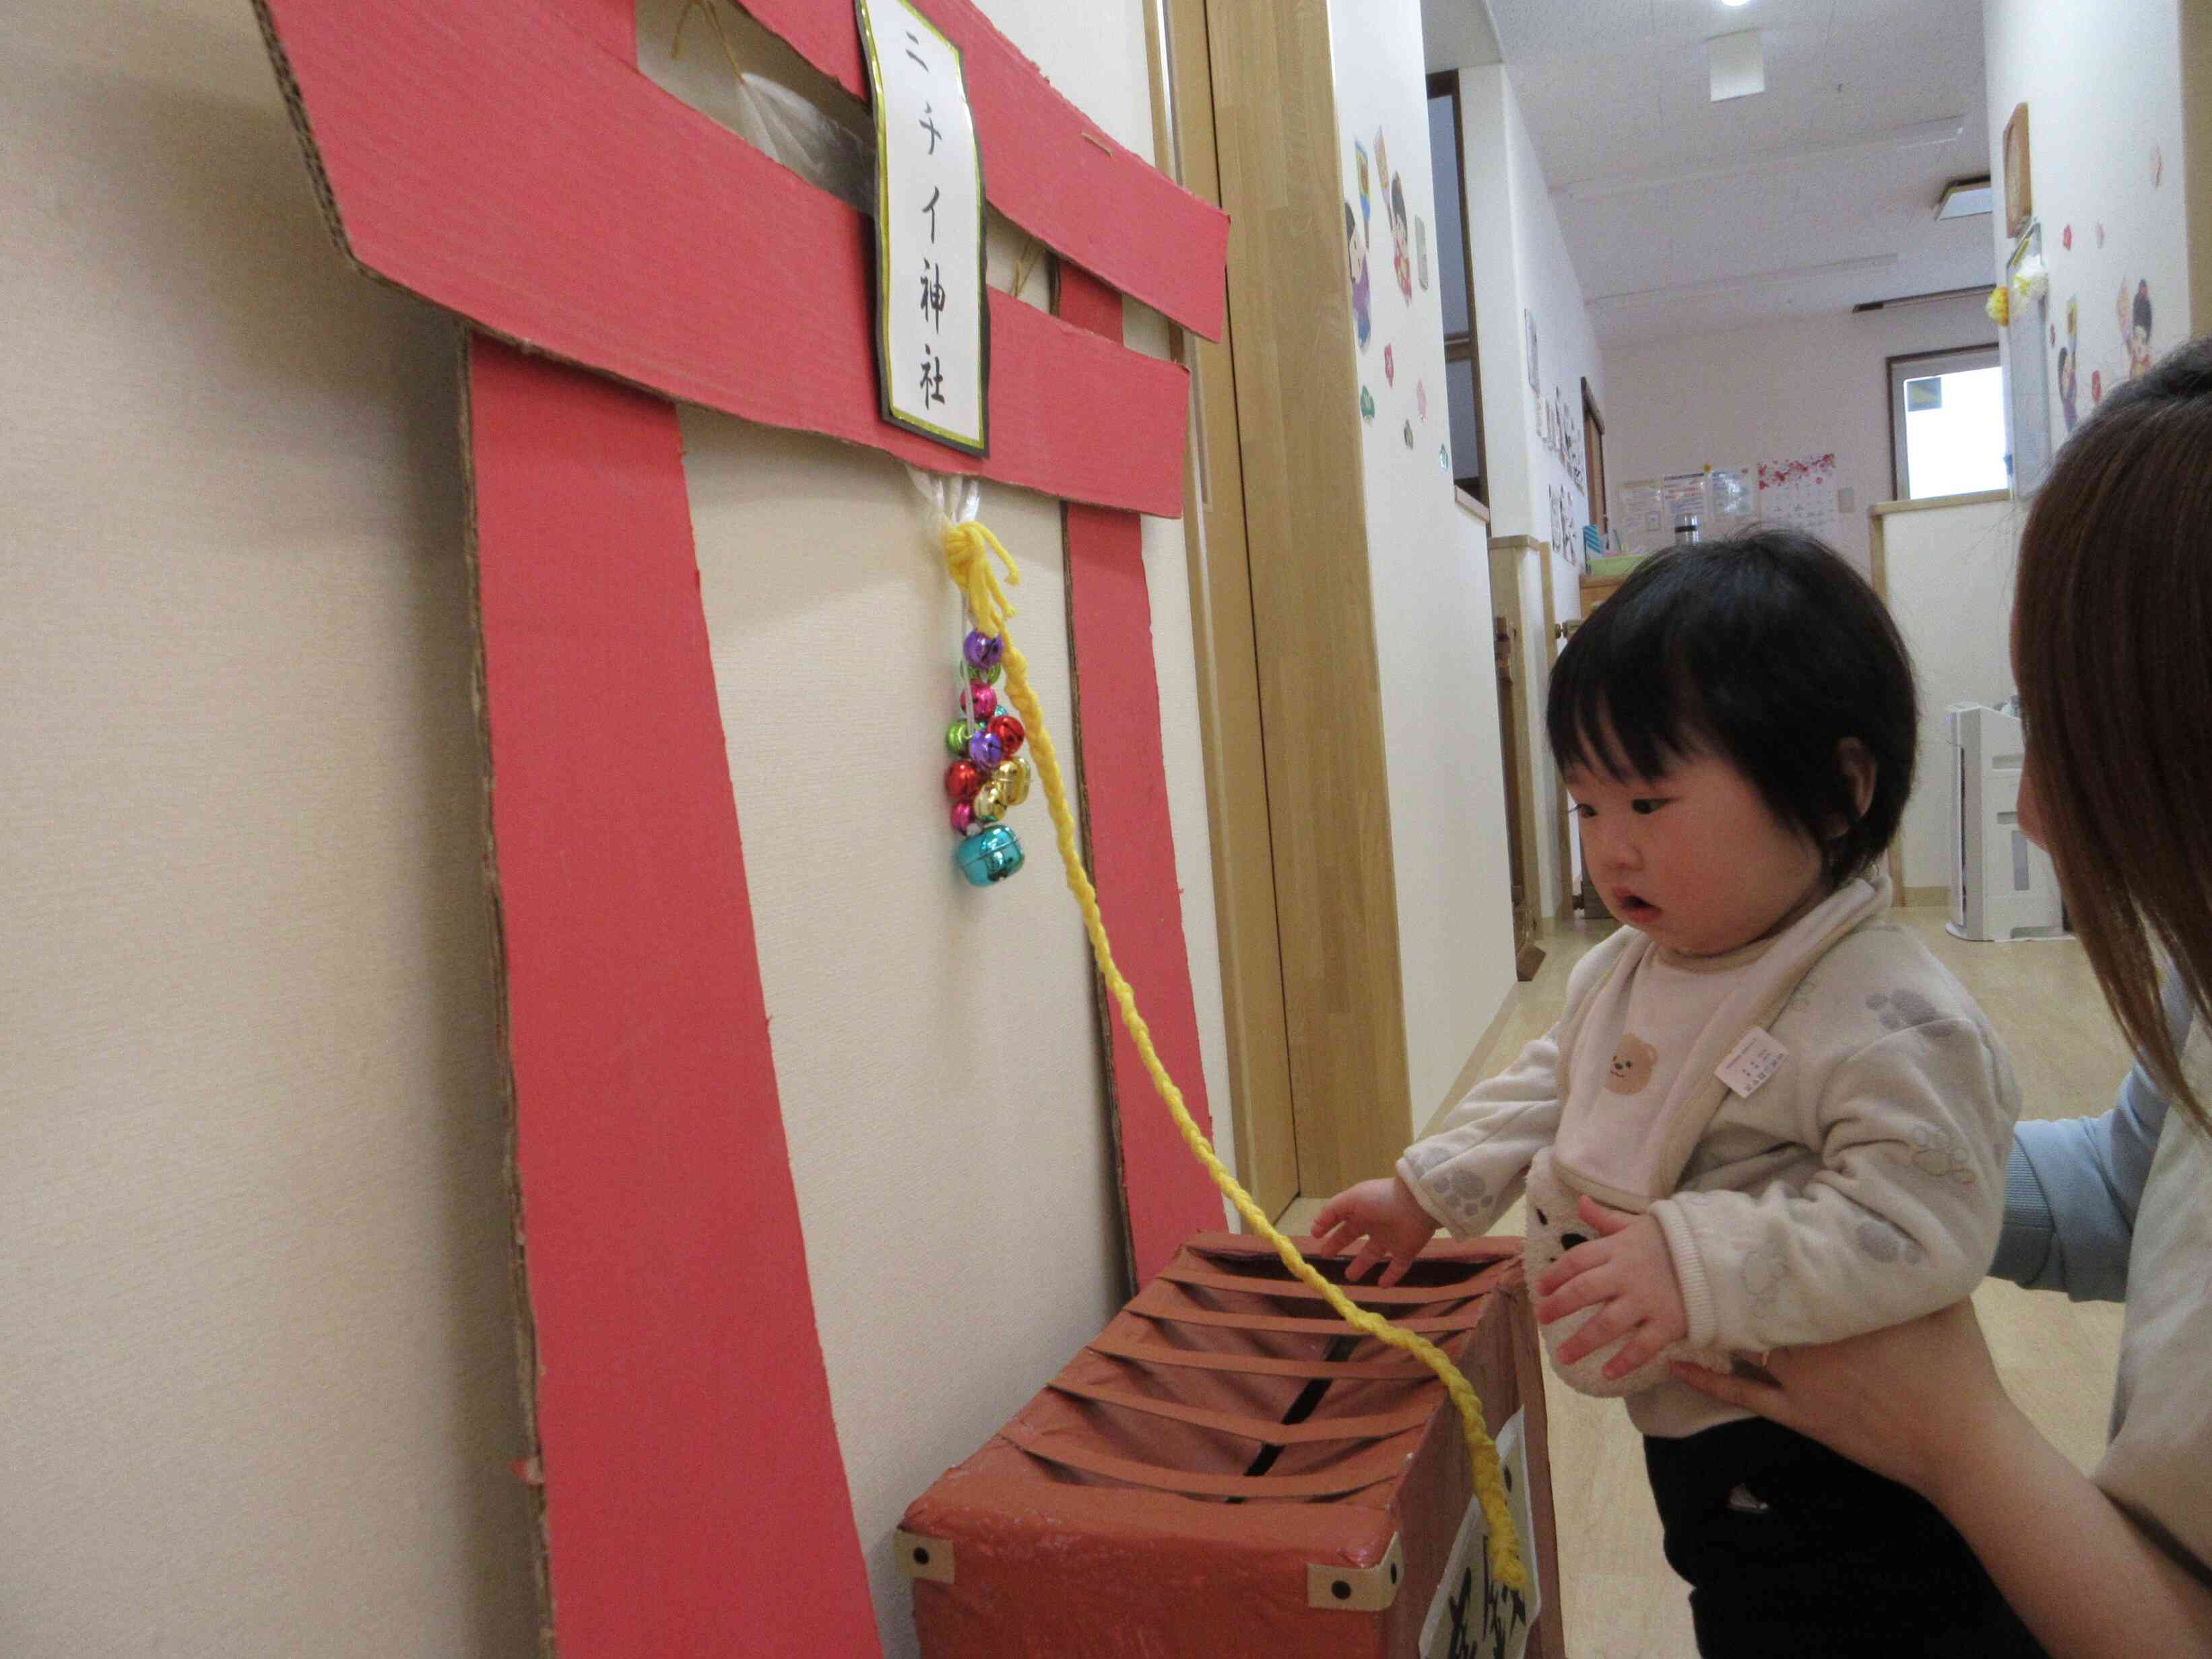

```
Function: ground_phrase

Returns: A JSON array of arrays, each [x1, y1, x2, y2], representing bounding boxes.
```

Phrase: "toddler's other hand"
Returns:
[[1311, 1176, 1437, 1287], [1534, 1195, 1689, 1379]]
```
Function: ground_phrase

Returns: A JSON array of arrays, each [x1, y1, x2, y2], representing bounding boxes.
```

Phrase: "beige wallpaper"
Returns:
[[2, 4, 538, 1652]]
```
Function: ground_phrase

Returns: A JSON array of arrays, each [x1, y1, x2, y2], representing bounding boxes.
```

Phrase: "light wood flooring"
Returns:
[[1280, 907, 2130, 1658]]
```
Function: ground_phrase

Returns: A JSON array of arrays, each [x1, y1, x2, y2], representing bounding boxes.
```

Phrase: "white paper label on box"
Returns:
[[1716, 1026, 1789, 1099], [856, 0, 988, 454], [1420, 1408, 1538, 1659]]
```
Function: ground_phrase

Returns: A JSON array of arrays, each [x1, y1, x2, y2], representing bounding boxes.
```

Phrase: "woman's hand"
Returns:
[[1311, 1176, 1439, 1287], [1680, 1297, 2212, 1656], [1671, 1297, 2013, 1500]]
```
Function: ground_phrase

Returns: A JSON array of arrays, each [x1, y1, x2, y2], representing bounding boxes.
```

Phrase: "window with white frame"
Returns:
[[1889, 344, 2007, 500]]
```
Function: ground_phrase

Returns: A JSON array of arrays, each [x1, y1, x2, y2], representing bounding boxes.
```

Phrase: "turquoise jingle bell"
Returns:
[[955, 824, 1025, 886]]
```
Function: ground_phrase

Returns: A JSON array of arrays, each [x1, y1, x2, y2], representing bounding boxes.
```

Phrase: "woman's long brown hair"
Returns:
[[2015, 337, 2212, 1130]]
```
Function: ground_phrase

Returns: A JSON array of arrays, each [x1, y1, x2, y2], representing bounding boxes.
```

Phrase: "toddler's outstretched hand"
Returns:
[[1534, 1195, 1689, 1380], [1311, 1176, 1438, 1287]]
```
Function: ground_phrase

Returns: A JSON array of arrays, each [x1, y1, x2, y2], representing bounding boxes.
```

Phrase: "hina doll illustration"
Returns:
[[2119, 279, 2154, 380], [1389, 174, 1413, 300], [2058, 298, 2080, 432], [1346, 200, 1372, 350]]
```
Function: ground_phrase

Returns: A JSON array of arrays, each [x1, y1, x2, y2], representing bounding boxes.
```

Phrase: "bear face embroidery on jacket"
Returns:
[[1604, 1034, 1659, 1095]]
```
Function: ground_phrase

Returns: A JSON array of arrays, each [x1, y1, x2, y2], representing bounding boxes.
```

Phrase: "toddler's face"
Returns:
[[1565, 747, 1827, 956]]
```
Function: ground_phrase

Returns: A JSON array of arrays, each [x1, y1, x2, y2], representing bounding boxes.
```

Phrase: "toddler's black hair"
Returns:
[[1545, 527, 1918, 888]]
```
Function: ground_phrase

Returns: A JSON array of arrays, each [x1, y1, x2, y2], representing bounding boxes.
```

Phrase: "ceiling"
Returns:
[[1448, 0, 1995, 346]]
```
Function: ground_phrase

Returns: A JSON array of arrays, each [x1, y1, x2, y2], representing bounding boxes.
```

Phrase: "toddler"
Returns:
[[1315, 529, 2044, 1656]]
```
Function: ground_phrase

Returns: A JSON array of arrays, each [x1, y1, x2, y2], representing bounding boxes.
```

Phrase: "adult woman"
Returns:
[[1678, 340, 2212, 1654]]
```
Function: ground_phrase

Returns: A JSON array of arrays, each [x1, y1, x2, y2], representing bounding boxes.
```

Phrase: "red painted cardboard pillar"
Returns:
[[468, 20, 874, 1659], [468, 337, 882, 1657], [1058, 265, 1227, 1284]]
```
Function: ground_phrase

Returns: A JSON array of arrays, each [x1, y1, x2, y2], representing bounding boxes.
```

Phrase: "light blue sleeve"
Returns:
[[1987, 975, 2188, 1301]]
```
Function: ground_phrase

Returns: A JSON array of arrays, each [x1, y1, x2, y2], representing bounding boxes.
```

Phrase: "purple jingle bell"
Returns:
[[963, 629, 1004, 673], [967, 729, 1005, 770]]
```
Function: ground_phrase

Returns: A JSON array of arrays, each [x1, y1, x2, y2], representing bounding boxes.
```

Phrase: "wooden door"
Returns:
[[1149, 0, 1416, 1211], [1149, 0, 1295, 1218]]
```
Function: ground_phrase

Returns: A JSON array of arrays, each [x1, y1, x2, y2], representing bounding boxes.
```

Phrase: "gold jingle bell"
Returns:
[[972, 779, 1008, 824], [993, 756, 1032, 807]]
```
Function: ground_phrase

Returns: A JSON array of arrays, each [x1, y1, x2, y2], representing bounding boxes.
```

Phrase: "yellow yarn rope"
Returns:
[[942, 514, 1526, 1592]]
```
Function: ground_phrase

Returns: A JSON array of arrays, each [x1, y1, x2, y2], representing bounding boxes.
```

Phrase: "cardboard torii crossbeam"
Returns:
[[251, 0, 1231, 1652]]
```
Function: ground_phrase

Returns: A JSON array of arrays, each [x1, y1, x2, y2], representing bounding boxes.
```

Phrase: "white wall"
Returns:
[[1449, 61, 1606, 916], [1881, 498, 2025, 894], [1458, 67, 1606, 582], [1606, 293, 1997, 577], [1986, 0, 2191, 438], [5, 4, 1232, 1659], [2, 3, 539, 1653], [1328, 2, 1519, 1123]]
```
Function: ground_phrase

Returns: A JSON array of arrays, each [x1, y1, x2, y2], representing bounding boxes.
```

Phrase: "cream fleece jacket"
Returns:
[[1398, 875, 2021, 1438]]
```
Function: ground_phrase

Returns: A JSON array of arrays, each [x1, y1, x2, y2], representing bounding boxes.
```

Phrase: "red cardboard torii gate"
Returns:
[[250, 0, 1231, 1650]]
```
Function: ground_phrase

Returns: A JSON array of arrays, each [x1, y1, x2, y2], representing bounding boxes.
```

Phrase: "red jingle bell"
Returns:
[[987, 712, 1026, 758], [945, 759, 985, 802]]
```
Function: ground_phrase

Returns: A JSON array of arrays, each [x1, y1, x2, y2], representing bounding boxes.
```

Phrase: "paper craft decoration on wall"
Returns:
[[1390, 171, 1413, 300], [1346, 198, 1372, 350], [2005, 226, 2054, 496], [2120, 278, 2155, 379], [249, 0, 1237, 1650], [2059, 296, 2080, 430], [1757, 454, 1840, 540]]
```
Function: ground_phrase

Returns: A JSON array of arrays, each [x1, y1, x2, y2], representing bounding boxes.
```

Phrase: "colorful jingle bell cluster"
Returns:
[[944, 628, 1033, 885]]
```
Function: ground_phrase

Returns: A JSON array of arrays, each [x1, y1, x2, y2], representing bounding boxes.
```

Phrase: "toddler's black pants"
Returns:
[[1644, 1417, 2048, 1657]]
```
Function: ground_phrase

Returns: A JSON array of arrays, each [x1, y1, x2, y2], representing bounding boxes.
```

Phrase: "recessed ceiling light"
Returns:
[[1722, 0, 1751, 7]]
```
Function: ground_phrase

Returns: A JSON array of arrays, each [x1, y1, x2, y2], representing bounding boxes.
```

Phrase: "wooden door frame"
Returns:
[[1429, 67, 1488, 507], [1148, 0, 1416, 1202], [1487, 538, 1546, 979], [1581, 377, 1608, 531], [1144, 0, 1295, 1217], [2188, 3, 2212, 332]]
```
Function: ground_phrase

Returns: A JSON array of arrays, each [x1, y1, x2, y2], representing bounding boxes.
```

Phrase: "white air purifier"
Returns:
[[1947, 703, 2064, 942]]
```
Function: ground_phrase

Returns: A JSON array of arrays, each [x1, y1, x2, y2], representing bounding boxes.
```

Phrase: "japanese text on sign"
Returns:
[[857, 0, 988, 454]]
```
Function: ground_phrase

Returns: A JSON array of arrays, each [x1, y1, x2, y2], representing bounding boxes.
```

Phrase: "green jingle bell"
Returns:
[[955, 824, 1024, 885], [946, 718, 979, 758], [965, 655, 1004, 688]]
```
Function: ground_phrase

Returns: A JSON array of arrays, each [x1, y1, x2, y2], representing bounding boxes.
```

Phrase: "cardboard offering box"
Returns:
[[898, 1233, 1561, 1657]]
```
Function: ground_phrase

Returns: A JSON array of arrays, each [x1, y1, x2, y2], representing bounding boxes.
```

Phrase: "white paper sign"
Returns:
[[857, 0, 988, 454], [1421, 1408, 1539, 1659]]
